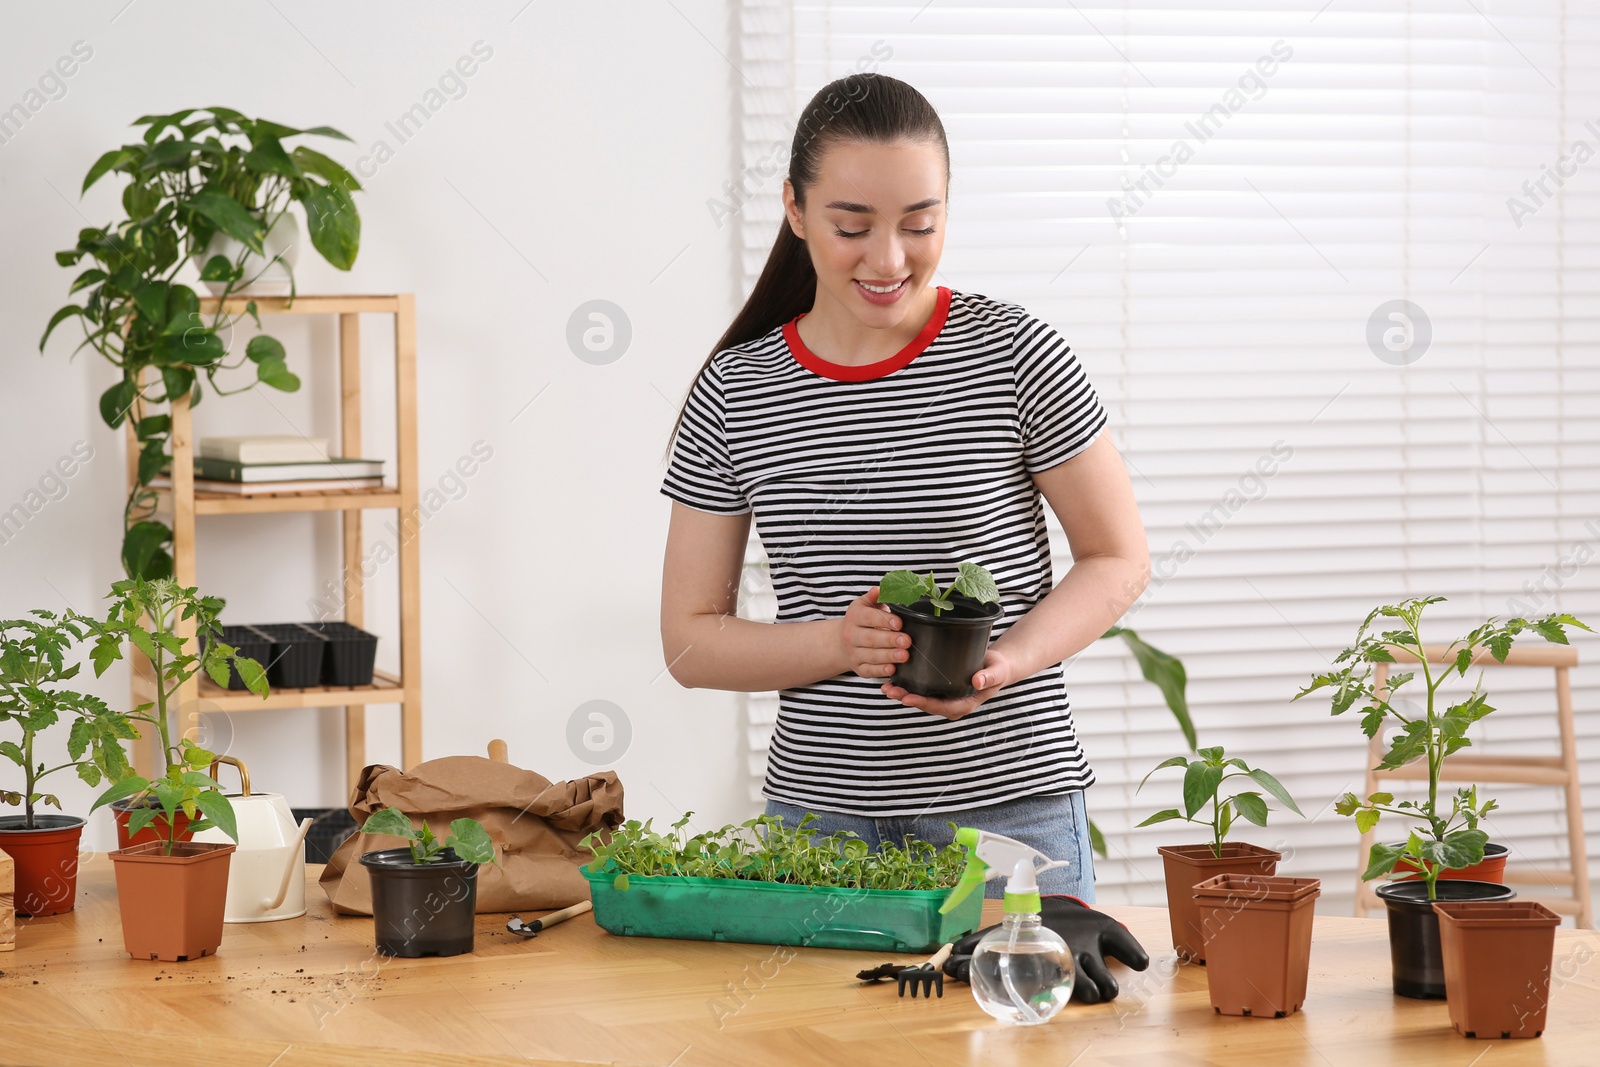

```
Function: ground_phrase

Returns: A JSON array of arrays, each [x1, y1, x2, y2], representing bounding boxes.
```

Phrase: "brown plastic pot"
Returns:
[[111, 799, 196, 850], [886, 594, 1002, 699], [0, 815, 85, 917], [108, 840, 235, 961], [1157, 842, 1281, 963], [1434, 900, 1560, 1039], [1375, 879, 1516, 998], [1193, 874, 1320, 1017], [1392, 841, 1509, 884]]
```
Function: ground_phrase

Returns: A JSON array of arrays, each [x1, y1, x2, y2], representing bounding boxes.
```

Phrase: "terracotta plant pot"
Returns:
[[0, 815, 85, 917], [1374, 879, 1516, 999], [360, 847, 479, 958], [886, 594, 1002, 699], [1433, 900, 1560, 1039], [108, 841, 236, 961], [1391, 841, 1509, 884], [1157, 842, 1281, 963], [111, 799, 196, 850], [1192, 874, 1320, 1017]]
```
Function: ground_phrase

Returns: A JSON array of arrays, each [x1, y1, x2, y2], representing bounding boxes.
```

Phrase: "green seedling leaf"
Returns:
[[1181, 761, 1223, 820], [1363, 841, 1404, 881], [1135, 808, 1184, 827], [446, 818, 496, 865], [878, 570, 930, 605], [1246, 767, 1303, 816], [362, 806, 416, 841], [952, 561, 999, 604], [1232, 791, 1269, 826]]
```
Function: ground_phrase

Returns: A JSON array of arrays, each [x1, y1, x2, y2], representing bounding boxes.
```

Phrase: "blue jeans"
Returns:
[[762, 790, 1096, 902]]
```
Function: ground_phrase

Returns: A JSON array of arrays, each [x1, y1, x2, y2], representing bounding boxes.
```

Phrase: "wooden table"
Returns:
[[3, 858, 1598, 1066]]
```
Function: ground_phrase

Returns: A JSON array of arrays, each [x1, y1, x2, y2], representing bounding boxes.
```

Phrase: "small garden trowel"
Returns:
[[506, 900, 593, 939]]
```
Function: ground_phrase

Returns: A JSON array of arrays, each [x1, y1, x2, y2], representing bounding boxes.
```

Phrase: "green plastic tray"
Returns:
[[581, 865, 984, 953]]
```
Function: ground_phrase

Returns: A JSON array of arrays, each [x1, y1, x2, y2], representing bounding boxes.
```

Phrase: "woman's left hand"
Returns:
[[881, 647, 1016, 721]]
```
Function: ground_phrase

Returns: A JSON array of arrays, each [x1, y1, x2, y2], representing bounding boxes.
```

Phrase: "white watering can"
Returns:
[[193, 756, 314, 923]]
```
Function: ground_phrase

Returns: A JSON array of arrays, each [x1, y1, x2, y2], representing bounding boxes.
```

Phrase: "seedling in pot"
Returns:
[[878, 562, 999, 617], [1296, 596, 1592, 901], [362, 806, 497, 866], [1137, 745, 1304, 858]]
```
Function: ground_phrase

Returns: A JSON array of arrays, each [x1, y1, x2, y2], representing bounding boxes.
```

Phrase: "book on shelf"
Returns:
[[150, 476, 386, 496], [198, 435, 330, 464], [193, 456, 386, 482]]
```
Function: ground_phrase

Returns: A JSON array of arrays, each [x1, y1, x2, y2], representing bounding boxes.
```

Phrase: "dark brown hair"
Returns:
[[666, 73, 949, 453]]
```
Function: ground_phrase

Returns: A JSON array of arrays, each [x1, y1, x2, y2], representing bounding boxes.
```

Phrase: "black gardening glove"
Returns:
[[943, 895, 1150, 1005]]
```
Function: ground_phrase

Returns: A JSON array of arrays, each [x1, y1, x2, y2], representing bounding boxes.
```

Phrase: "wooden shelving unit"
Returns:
[[125, 293, 422, 795]]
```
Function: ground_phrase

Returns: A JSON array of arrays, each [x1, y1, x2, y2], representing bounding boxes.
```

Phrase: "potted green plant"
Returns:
[[1296, 596, 1588, 998], [1137, 745, 1303, 963], [0, 611, 136, 917], [358, 807, 497, 958], [84, 577, 269, 961], [580, 812, 982, 953], [876, 562, 1002, 698], [40, 107, 362, 580]]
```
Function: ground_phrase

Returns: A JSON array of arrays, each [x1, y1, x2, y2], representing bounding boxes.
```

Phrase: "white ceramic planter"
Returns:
[[195, 209, 300, 296]]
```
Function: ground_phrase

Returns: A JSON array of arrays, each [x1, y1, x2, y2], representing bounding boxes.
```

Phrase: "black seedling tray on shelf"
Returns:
[[205, 624, 272, 690], [252, 623, 328, 689], [300, 620, 380, 686]]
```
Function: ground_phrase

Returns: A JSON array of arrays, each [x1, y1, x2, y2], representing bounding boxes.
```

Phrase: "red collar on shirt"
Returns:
[[783, 285, 952, 382]]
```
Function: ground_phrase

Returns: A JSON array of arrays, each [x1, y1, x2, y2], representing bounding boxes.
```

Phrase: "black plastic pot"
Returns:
[[886, 594, 1003, 699], [292, 807, 359, 864], [205, 625, 271, 690], [301, 621, 379, 686], [253, 623, 327, 688], [1375, 879, 1516, 999], [359, 847, 479, 957]]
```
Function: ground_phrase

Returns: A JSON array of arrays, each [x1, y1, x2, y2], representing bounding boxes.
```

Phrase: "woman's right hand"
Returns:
[[839, 586, 911, 680]]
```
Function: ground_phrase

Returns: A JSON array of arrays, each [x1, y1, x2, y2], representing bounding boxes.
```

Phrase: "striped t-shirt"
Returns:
[[662, 286, 1109, 816]]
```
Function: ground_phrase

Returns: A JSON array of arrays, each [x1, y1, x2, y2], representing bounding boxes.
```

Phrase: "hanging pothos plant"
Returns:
[[40, 107, 362, 579]]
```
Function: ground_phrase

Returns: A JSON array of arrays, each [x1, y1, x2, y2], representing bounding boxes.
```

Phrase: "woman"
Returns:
[[659, 73, 1148, 899]]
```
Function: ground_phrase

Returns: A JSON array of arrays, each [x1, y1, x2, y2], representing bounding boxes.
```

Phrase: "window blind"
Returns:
[[732, 0, 1600, 916]]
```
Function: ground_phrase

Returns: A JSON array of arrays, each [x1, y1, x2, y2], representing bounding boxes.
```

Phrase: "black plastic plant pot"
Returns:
[[252, 623, 327, 689], [1375, 879, 1517, 999], [886, 594, 1003, 699], [300, 621, 379, 686], [359, 847, 479, 958], [205, 625, 271, 690]]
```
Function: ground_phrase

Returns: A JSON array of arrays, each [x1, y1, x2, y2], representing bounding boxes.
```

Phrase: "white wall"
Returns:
[[0, 1, 750, 850]]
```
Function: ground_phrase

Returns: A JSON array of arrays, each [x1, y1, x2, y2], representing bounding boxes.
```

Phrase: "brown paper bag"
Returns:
[[320, 755, 624, 915]]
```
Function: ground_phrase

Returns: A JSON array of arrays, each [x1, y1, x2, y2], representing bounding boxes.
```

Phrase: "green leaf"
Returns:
[[255, 355, 301, 392], [1181, 761, 1224, 820], [244, 136, 300, 177], [446, 819, 496, 865], [198, 254, 238, 282], [1246, 767, 1303, 816], [193, 790, 238, 843], [300, 183, 360, 270], [126, 806, 159, 838], [234, 656, 268, 696], [1112, 628, 1194, 751], [0, 741, 24, 767], [99, 380, 137, 429], [1355, 808, 1381, 834], [204, 654, 231, 689], [122, 521, 174, 581], [159, 365, 195, 404], [1137, 755, 1191, 791], [362, 806, 417, 841], [1333, 791, 1362, 817], [1088, 819, 1107, 859], [82, 147, 135, 192], [138, 138, 201, 171], [245, 334, 286, 364], [291, 145, 362, 192], [187, 190, 265, 254], [951, 562, 999, 604], [135, 414, 170, 440], [1232, 791, 1269, 826], [1136, 808, 1185, 827], [70, 268, 108, 295], [158, 330, 226, 367], [40, 305, 85, 351], [92, 774, 150, 813], [132, 280, 170, 329], [1363, 841, 1403, 881]]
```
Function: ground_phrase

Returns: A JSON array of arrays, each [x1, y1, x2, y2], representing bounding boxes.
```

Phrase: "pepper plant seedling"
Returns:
[[1296, 596, 1591, 900], [1136, 745, 1303, 858], [878, 561, 1000, 618], [363, 806, 497, 866]]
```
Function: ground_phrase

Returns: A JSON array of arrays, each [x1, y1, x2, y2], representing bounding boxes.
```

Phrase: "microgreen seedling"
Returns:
[[581, 811, 968, 892], [362, 806, 497, 866], [878, 561, 1000, 617], [1296, 596, 1591, 900], [1136, 745, 1303, 858]]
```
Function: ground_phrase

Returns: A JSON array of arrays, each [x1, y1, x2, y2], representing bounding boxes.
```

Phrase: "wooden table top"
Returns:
[[2, 857, 1597, 1066]]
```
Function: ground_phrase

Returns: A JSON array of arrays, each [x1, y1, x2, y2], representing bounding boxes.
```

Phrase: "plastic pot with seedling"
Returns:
[[876, 562, 1002, 699], [359, 806, 498, 958], [1137, 745, 1303, 964]]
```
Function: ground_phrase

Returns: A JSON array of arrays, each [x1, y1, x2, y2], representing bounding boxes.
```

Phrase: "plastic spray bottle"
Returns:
[[938, 827, 1075, 1025]]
